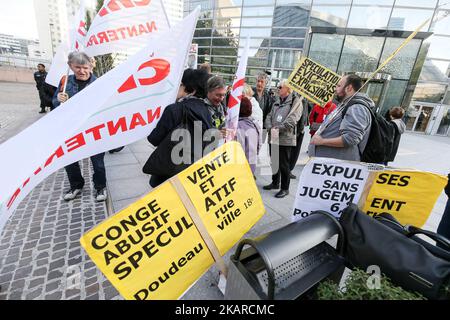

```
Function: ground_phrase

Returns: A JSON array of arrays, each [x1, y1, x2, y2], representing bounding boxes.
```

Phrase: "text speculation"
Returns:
[[288, 57, 341, 106]]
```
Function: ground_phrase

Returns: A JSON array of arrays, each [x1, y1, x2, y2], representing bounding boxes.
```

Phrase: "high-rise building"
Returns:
[[34, 0, 71, 59], [0, 34, 41, 58], [0, 34, 22, 56], [164, 0, 184, 26]]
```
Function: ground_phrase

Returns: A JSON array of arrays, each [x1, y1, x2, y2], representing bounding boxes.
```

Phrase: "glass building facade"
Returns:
[[184, 0, 450, 135]]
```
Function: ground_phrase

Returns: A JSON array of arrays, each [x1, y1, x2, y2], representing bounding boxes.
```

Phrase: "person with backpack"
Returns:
[[263, 79, 303, 198], [144, 69, 213, 188], [308, 74, 372, 162], [384, 106, 406, 165]]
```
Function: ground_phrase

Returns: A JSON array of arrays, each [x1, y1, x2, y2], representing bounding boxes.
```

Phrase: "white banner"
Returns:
[[226, 37, 249, 137], [292, 157, 370, 221], [83, 0, 170, 57], [0, 9, 200, 233], [70, 0, 87, 51], [45, 41, 73, 87]]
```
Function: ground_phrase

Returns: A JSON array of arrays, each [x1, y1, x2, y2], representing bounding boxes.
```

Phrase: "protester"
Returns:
[[235, 97, 261, 174], [34, 63, 50, 113], [199, 62, 212, 75], [204, 76, 228, 138], [243, 84, 263, 129], [309, 74, 372, 162], [144, 69, 213, 187], [253, 72, 273, 127], [263, 79, 303, 198], [52, 51, 107, 202], [437, 174, 450, 250], [384, 106, 406, 165], [309, 101, 337, 137]]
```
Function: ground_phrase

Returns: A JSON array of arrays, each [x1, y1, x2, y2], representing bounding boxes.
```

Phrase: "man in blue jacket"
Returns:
[[52, 51, 107, 202]]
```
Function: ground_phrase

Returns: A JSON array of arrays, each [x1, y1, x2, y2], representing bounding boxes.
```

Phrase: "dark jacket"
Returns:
[[42, 83, 57, 109], [52, 74, 97, 109], [386, 118, 406, 162], [34, 71, 47, 91], [144, 96, 214, 178], [253, 88, 273, 127]]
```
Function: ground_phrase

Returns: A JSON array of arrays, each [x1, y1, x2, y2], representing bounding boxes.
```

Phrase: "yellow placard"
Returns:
[[80, 182, 214, 300], [287, 56, 341, 106], [363, 170, 448, 227], [177, 141, 265, 255]]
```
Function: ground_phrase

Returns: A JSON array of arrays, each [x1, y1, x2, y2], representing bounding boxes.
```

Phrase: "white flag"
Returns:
[[84, 0, 170, 57], [45, 41, 72, 87], [0, 9, 200, 233], [226, 37, 250, 138], [70, 0, 87, 51]]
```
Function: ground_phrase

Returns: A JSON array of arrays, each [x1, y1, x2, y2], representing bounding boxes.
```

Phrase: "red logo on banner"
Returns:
[[99, 0, 152, 17], [118, 58, 170, 93]]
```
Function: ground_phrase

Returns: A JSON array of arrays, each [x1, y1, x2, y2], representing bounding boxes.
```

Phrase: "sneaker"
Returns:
[[96, 188, 107, 202], [64, 188, 82, 201]]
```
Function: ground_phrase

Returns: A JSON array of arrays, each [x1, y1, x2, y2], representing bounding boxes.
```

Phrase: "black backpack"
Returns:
[[342, 97, 395, 164]]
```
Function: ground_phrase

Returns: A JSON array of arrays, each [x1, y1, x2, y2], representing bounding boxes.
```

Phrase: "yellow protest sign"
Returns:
[[363, 170, 448, 227], [177, 141, 265, 255], [287, 57, 341, 106], [80, 182, 214, 300], [80, 142, 265, 299]]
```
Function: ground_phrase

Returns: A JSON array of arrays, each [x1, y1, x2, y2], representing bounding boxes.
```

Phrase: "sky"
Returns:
[[0, 0, 96, 40], [0, 0, 38, 39]]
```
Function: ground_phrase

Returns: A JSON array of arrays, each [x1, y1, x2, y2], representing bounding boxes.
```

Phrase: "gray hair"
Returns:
[[256, 72, 268, 82], [206, 75, 226, 92], [68, 51, 92, 66], [279, 79, 292, 93]]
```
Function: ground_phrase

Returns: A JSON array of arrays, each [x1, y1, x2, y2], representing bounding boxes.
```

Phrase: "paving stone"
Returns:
[[46, 281, 61, 292], [32, 267, 48, 277], [26, 288, 43, 300], [65, 288, 81, 298], [47, 270, 63, 281], [10, 279, 26, 291], [8, 291, 23, 300], [28, 277, 45, 289], [45, 291, 62, 300]]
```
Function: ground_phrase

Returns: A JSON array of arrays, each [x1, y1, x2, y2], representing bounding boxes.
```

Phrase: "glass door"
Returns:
[[436, 106, 450, 136], [404, 104, 436, 133]]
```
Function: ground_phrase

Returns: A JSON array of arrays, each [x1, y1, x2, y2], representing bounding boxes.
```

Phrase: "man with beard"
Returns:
[[308, 74, 372, 162]]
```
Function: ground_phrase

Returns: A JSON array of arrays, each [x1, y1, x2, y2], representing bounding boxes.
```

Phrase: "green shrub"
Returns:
[[317, 269, 425, 300]]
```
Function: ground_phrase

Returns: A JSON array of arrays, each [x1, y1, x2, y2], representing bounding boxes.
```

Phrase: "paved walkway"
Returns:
[[0, 81, 448, 300], [0, 82, 120, 300]]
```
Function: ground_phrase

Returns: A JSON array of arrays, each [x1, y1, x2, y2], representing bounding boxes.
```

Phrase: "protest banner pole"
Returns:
[[160, 0, 172, 28], [170, 176, 229, 278]]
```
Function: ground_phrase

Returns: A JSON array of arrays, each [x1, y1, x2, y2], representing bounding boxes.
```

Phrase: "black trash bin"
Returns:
[[224, 211, 345, 300]]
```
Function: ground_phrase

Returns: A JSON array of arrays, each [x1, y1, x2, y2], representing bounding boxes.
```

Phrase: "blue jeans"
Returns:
[[65, 153, 106, 191], [437, 197, 450, 249]]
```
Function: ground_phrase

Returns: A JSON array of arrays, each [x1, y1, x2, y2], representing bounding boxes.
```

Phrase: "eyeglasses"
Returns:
[[277, 86, 282, 89]]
